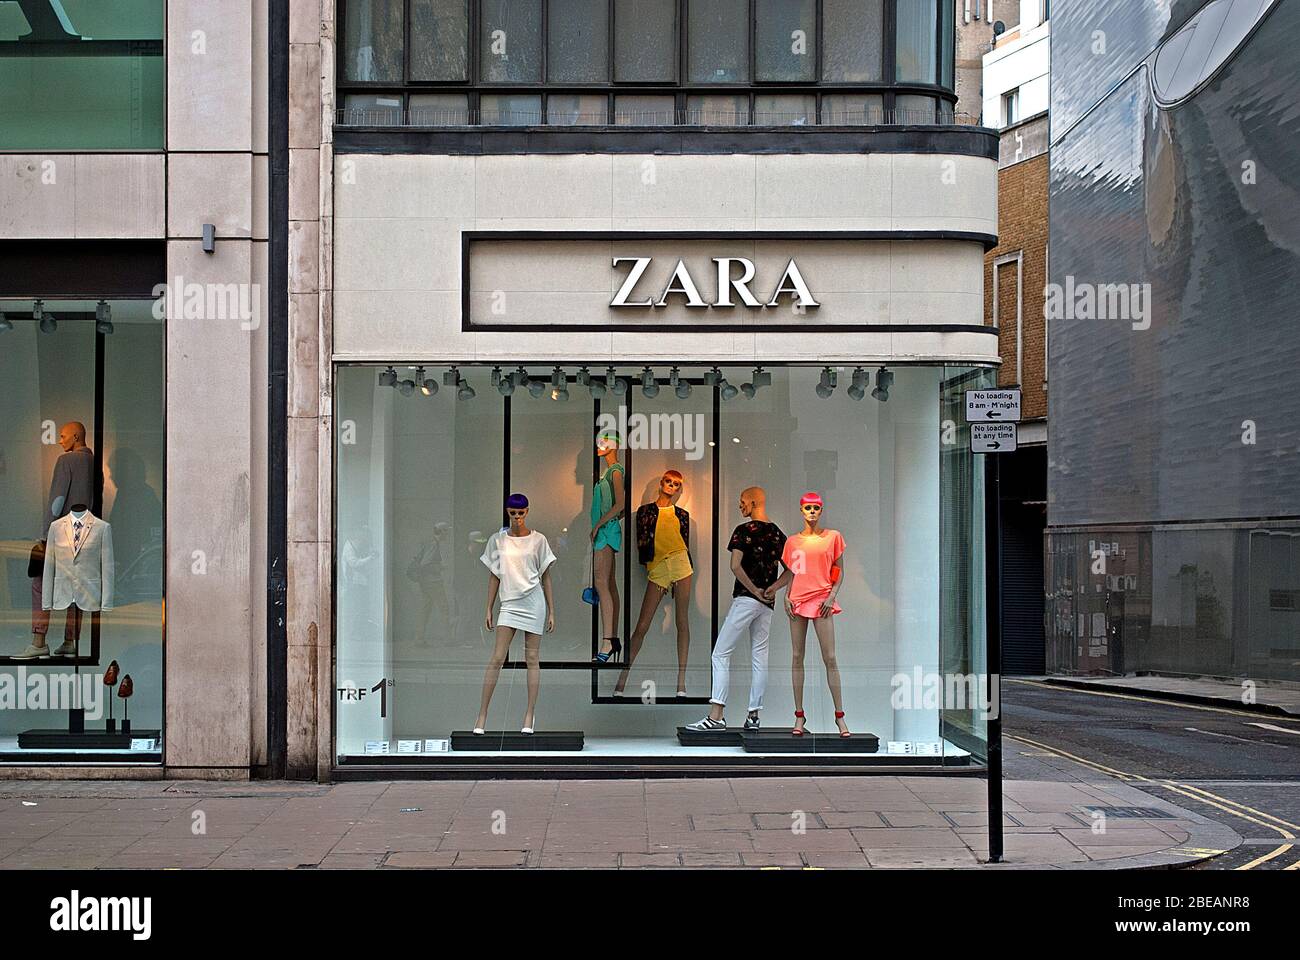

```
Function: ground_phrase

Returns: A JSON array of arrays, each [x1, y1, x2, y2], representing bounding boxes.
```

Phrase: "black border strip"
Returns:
[[462, 229, 999, 332]]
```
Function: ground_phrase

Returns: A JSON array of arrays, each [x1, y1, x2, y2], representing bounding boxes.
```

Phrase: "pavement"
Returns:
[[0, 771, 1240, 869], [1042, 674, 1300, 716]]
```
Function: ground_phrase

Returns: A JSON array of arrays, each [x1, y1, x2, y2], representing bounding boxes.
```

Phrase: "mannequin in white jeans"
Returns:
[[687, 486, 787, 732]]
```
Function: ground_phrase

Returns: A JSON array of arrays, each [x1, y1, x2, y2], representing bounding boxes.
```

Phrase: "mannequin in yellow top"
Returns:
[[615, 470, 693, 698]]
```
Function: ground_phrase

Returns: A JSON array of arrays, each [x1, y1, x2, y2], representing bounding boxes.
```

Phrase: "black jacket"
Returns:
[[635, 503, 690, 566]]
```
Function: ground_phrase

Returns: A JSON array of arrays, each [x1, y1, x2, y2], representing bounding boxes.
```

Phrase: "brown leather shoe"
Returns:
[[117, 674, 134, 699], [103, 660, 119, 686]]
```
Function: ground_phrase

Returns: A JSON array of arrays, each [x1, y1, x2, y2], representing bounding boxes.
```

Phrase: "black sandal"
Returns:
[[594, 637, 622, 663]]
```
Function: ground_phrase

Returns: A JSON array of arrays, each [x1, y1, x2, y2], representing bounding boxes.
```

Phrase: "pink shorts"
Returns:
[[791, 592, 841, 619]]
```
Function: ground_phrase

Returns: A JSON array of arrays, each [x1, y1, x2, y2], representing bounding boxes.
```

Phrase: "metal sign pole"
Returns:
[[986, 452, 1003, 863]]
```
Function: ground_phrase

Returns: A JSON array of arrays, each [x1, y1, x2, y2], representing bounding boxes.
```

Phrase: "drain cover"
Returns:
[[1080, 806, 1177, 819]]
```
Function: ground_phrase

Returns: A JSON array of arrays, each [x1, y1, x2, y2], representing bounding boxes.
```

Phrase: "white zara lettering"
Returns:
[[610, 256, 818, 309], [49, 890, 152, 941]]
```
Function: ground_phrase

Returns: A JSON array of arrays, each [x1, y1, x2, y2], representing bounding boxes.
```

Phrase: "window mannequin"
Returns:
[[590, 430, 625, 663], [17, 422, 95, 659], [22, 505, 115, 661], [766, 492, 851, 737], [614, 470, 693, 698], [687, 486, 786, 732], [475, 494, 556, 735]]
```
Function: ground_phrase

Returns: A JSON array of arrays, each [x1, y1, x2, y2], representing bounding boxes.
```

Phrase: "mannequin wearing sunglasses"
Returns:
[[614, 470, 693, 698], [474, 494, 556, 735], [765, 492, 851, 738]]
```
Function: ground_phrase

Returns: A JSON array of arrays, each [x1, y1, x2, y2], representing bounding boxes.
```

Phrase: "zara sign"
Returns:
[[610, 256, 820, 310]]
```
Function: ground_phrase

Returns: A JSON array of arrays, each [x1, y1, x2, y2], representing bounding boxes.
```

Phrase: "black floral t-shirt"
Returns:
[[727, 521, 788, 608]]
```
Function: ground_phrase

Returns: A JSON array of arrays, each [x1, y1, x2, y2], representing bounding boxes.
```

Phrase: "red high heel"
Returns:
[[835, 710, 850, 738], [792, 710, 807, 737]]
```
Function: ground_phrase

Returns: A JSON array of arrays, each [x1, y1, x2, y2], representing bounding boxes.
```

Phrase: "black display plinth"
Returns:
[[675, 726, 743, 746], [17, 728, 161, 750], [740, 729, 881, 753], [450, 730, 584, 751]]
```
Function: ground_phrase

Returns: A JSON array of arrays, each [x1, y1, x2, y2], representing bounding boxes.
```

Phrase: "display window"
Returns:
[[0, 300, 164, 761], [334, 362, 990, 768]]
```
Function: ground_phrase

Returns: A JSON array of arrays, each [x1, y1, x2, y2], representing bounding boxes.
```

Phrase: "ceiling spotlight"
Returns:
[[35, 300, 56, 334], [719, 378, 739, 401], [379, 366, 398, 387], [417, 366, 438, 396], [641, 367, 659, 399], [578, 367, 606, 400], [741, 365, 770, 398], [458, 376, 476, 401], [606, 367, 629, 397], [872, 368, 894, 402], [550, 367, 569, 401], [815, 367, 837, 399], [95, 300, 114, 335], [670, 366, 692, 400], [528, 375, 546, 399], [494, 366, 514, 396], [0, 314, 12, 333], [398, 378, 416, 397], [847, 367, 869, 401]]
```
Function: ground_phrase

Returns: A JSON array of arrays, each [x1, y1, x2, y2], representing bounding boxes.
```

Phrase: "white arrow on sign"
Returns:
[[971, 422, 1018, 453], [965, 389, 1022, 423]]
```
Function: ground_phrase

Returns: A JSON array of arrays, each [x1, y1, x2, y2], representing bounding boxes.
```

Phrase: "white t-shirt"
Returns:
[[480, 530, 557, 601]]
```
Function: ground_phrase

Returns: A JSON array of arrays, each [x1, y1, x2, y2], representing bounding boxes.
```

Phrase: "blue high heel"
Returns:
[[593, 637, 622, 663]]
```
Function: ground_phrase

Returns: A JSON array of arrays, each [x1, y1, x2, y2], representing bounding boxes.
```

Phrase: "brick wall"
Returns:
[[984, 151, 1048, 421]]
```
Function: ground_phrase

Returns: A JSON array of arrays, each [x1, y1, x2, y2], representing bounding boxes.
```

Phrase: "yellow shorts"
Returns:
[[647, 552, 693, 589]]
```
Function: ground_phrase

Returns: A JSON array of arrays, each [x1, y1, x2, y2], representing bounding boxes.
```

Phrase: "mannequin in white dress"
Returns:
[[474, 494, 556, 735]]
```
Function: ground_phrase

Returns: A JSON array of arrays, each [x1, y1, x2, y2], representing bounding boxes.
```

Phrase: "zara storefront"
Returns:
[[322, 0, 998, 775]]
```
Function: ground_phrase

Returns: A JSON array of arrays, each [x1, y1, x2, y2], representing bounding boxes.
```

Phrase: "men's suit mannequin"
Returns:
[[17, 422, 97, 659], [27, 509, 115, 659]]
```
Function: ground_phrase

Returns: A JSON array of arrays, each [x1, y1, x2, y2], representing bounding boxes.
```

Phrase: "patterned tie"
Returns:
[[74, 520, 83, 552]]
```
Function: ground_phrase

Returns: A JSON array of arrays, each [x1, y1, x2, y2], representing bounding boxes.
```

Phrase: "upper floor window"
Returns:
[[337, 0, 959, 127], [0, 0, 164, 149]]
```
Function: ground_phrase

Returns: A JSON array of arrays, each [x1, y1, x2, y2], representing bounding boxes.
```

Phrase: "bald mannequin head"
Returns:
[[58, 422, 87, 453], [738, 486, 768, 521]]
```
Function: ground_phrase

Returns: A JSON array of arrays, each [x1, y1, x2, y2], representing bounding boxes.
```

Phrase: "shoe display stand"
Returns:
[[676, 726, 744, 746], [450, 730, 584, 751], [740, 729, 881, 753]]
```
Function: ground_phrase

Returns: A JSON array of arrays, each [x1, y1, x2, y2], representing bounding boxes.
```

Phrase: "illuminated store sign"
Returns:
[[610, 257, 819, 310]]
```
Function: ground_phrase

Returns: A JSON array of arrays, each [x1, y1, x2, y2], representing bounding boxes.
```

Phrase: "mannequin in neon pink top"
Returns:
[[765, 492, 851, 738]]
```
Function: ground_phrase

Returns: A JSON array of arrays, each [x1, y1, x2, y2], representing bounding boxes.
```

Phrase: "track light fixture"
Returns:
[[641, 367, 660, 399], [606, 366, 629, 397], [528, 373, 546, 399], [379, 366, 398, 388], [670, 366, 692, 400], [720, 378, 739, 401], [847, 367, 869, 401], [872, 368, 893, 402], [418, 366, 438, 396], [494, 366, 514, 396], [458, 378, 476, 401], [0, 314, 12, 333], [550, 367, 569, 401], [398, 376, 416, 397], [815, 367, 837, 399], [449, 366, 475, 401], [578, 366, 606, 399], [35, 300, 56, 334], [741, 366, 770, 398], [95, 300, 114, 335]]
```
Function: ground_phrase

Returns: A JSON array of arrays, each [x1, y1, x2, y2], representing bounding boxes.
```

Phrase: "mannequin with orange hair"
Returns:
[[615, 470, 693, 698]]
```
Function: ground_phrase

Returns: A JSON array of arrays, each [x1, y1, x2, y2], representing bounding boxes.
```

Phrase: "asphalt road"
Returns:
[[1000, 679, 1300, 871]]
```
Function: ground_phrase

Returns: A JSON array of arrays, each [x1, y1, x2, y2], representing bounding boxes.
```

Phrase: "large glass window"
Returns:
[[334, 363, 989, 768], [0, 0, 164, 149], [0, 300, 164, 761], [335, 0, 957, 128]]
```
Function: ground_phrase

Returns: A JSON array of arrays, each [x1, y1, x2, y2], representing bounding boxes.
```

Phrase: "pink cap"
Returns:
[[799, 491, 823, 507]]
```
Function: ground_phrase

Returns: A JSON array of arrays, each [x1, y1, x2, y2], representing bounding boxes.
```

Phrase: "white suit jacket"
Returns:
[[42, 513, 114, 612]]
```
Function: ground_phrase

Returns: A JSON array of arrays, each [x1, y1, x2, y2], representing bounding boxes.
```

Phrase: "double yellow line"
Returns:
[[1006, 733, 1300, 870]]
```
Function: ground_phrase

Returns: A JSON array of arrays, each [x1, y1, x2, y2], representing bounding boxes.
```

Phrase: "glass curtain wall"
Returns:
[[335, 363, 989, 764], [0, 300, 164, 759]]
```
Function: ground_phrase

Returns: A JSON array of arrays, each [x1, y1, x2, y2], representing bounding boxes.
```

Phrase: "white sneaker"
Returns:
[[12, 644, 50, 660], [52, 641, 78, 658], [685, 716, 726, 732]]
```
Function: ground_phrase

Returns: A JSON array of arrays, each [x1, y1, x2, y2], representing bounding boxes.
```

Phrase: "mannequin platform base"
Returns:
[[741, 730, 880, 753], [676, 726, 743, 746], [17, 728, 161, 750], [450, 730, 584, 751]]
